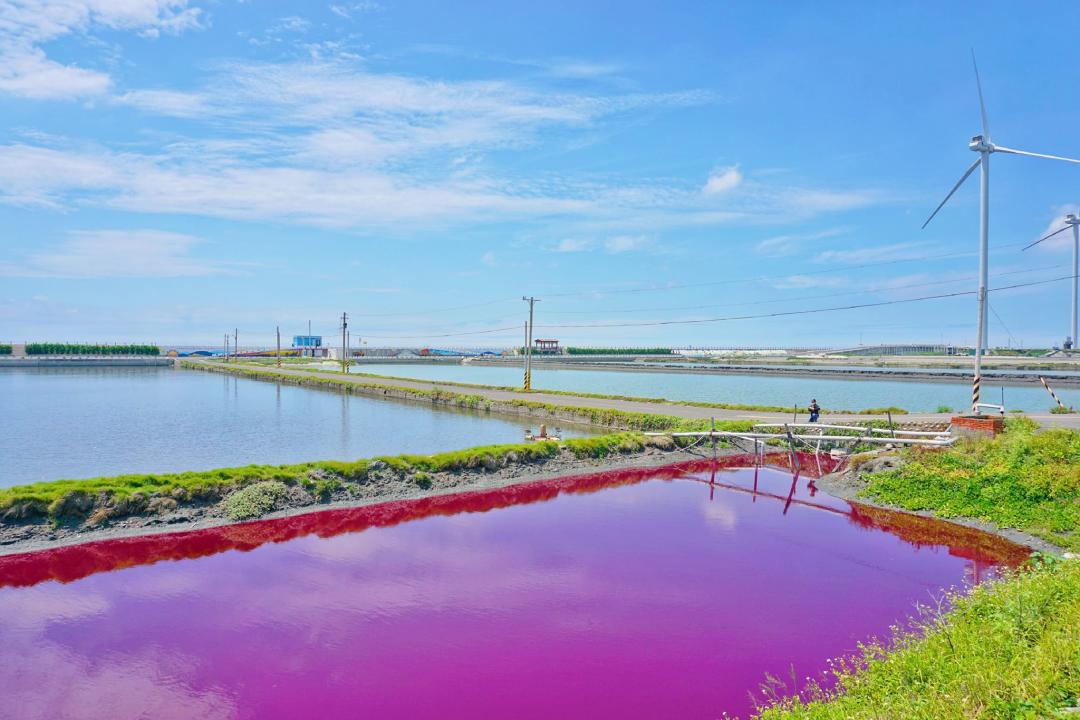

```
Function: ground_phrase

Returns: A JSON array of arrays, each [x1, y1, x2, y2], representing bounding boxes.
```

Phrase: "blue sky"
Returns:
[[3, 1, 1080, 348]]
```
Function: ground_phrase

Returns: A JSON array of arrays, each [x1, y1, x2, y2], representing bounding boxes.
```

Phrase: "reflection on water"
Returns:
[[0, 367, 591, 486], [0, 456, 1026, 719]]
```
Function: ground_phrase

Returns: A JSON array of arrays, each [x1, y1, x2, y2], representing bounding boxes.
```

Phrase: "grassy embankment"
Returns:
[[230, 359, 908, 416], [757, 418, 1080, 719]]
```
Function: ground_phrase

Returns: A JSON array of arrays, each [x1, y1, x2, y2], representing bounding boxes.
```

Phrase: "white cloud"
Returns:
[[555, 238, 592, 252], [0, 0, 203, 100], [481, 251, 497, 267], [1031, 207, 1079, 252], [0, 229, 230, 278], [604, 235, 649, 253], [755, 228, 848, 257], [0, 46, 110, 98], [814, 241, 929, 264], [702, 166, 742, 195]]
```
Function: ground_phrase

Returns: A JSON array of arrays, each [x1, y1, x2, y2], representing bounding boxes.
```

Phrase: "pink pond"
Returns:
[[0, 455, 1026, 720]]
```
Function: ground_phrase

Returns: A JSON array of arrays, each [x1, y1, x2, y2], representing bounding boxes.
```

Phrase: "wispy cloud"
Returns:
[[555, 238, 592, 252], [604, 235, 650, 253], [814, 241, 929, 264], [755, 228, 848, 257], [0, 230, 231, 278], [0, 0, 203, 100]]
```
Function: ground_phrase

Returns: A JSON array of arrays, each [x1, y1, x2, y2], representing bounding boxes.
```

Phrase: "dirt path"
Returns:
[[191, 360, 1080, 429]]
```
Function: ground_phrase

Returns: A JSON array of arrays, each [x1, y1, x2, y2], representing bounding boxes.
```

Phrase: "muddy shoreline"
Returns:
[[1, 442, 1055, 560], [815, 461, 1064, 555], [0, 444, 732, 557]]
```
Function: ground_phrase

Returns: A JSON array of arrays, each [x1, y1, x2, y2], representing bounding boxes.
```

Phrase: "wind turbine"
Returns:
[[1023, 213, 1080, 351], [922, 52, 1080, 411]]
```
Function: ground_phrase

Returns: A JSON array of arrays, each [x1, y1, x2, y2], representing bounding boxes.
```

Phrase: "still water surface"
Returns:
[[0, 367, 587, 486], [0, 457, 1024, 719], [355, 362, 1080, 412]]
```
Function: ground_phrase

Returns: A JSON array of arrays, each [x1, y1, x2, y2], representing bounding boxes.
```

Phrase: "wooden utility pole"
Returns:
[[234, 328, 238, 361], [276, 326, 281, 368], [224, 333, 229, 362]]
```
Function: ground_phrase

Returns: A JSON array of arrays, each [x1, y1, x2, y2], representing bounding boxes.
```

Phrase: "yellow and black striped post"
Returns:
[[971, 374, 981, 413], [523, 367, 531, 391], [1039, 375, 1067, 411]]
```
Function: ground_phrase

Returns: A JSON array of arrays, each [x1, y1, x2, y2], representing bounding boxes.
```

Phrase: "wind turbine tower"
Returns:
[[922, 52, 1080, 410], [1023, 213, 1080, 351]]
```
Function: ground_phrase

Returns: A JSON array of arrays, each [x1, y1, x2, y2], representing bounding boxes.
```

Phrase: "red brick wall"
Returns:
[[951, 415, 1005, 437]]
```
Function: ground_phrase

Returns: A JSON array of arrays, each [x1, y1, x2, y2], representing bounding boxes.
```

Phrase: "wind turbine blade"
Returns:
[[994, 146, 1080, 164], [972, 50, 991, 142], [1023, 224, 1070, 251], [922, 157, 981, 229]]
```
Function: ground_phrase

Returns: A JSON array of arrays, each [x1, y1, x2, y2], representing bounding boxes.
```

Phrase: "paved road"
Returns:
[[197, 361, 1080, 429]]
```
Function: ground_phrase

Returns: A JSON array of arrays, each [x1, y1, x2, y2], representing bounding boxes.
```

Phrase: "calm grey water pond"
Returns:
[[0, 367, 588, 487], [353, 362, 1080, 412]]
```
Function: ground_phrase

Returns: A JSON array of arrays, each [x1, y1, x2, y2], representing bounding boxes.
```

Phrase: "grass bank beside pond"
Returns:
[[862, 417, 1080, 552], [230, 359, 908, 416], [187, 361, 759, 433], [755, 556, 1080, 720], [0, 432, 732, 525]]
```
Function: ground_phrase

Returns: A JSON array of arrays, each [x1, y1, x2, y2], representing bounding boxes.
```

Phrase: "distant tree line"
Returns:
[[0, 344, 10, 355], [565, 347, 673, 355], [26, 343, 160, 356]]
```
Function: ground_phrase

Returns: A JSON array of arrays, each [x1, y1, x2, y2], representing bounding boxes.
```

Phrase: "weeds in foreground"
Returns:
[[863, 417, 1080, 551], [754, 558, 1080, 719]]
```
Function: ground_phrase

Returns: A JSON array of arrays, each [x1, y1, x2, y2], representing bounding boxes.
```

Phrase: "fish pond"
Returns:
[[350, 361, 1080, 412], [0, 367, 590, 487], [0, 456, 1026, 719]]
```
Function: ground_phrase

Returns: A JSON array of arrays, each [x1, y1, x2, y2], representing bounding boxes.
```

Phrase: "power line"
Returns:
[[542, 263, 1068, 316], [536, 274, 1076, 330], [539, 243, 1029, 299]]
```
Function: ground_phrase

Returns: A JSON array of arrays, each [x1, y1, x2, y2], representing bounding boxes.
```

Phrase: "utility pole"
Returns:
[[276, 325, 281, 368], [224, 332, 229, 362], [234, 327, 239, 362], [341, 312, 349, 373], [522, 296, 538, 390]]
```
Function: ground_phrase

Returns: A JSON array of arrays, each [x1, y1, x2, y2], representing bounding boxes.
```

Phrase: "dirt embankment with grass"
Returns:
[[816, 418, 1079, 555], [0, 433, 737, 555]]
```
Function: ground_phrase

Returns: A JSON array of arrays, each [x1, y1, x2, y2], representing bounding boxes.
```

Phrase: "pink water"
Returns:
[[0, 457, 1026, 720]]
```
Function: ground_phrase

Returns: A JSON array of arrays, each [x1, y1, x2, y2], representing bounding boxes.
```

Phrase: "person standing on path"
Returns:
[[808, 399, 821, 423]]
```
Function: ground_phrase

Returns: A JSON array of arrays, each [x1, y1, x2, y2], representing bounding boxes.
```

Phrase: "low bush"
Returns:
[[0, 344, 11, 355], [26, 343, 160, 356], [222, 481, 287, 521]]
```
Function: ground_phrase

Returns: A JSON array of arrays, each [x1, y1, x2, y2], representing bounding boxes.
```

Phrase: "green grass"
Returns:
[[936, 405, 954, 414], [227, 359, 908, 415], [755, 556, 1080, 719], [861, 417, 1080, 552], [0, 431, 725, 523], [1050, 405, 1076, 414]]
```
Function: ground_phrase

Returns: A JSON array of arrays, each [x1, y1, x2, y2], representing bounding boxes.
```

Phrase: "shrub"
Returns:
[[222, 481, 287, 520], [935, 405, 953, 414], [1050, 405, 1076, 414], [0, 344, 11, 355], [25, 343, 160, 356]]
